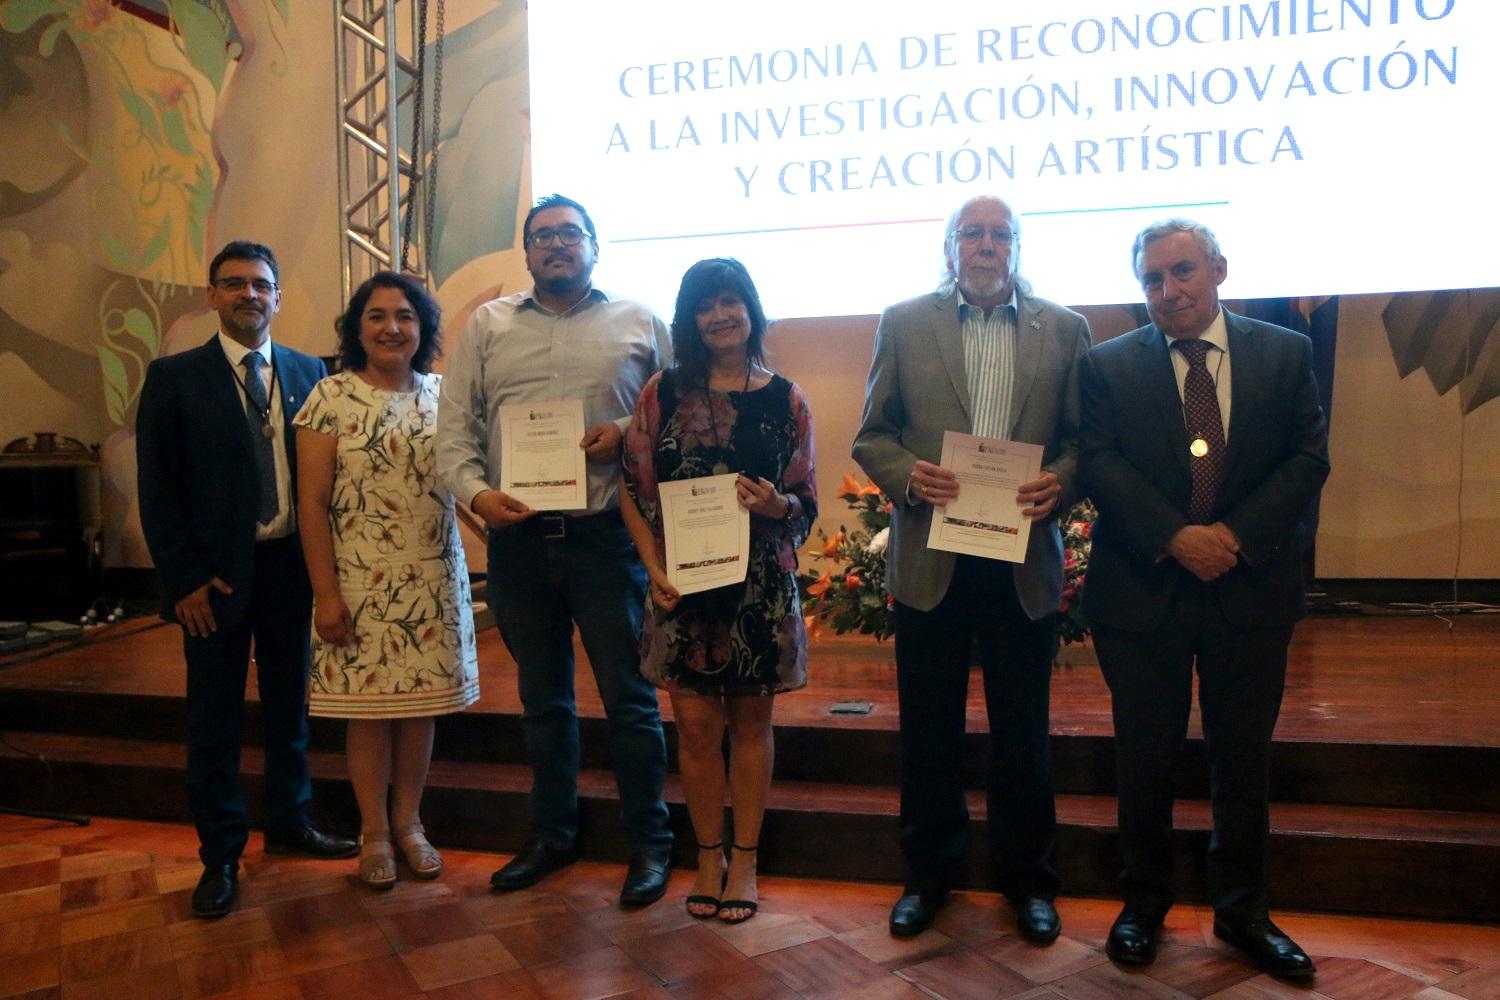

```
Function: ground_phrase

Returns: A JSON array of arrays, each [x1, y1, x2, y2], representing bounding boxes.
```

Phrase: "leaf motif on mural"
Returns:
[[121, 307, 159, 356], [97, 344, 130, 425], [0, 0, 62, 35], [166, 0, 232, 92], [114, 81, 162, 144], [1, 0, 291, 430]]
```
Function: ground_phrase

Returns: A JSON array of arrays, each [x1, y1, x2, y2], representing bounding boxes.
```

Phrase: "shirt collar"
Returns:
[[1164, 307, 1229, 354], [218, 330, 272, 368], [519, 285, 608, 316], [957, 285, 1018, 319]]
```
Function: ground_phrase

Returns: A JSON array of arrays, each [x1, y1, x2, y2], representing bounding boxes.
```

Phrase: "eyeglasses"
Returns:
[[952, 227, 1017, 246], [527, 225, 589, 249], [213, 277, 278, 294]]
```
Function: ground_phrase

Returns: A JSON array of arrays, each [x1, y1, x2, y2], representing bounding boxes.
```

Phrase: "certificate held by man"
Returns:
[[659, 473, 750, 595], [498, 399, 589, 511], [925, 431, 1043, 563]]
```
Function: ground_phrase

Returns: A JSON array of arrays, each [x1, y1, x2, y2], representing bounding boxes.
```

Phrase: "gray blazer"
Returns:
[[852, 288, 1092, 616]]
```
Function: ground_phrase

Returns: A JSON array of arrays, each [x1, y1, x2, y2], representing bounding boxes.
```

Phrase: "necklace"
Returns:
[[706, 361, 752, 476], [237, 356, 280, 439]]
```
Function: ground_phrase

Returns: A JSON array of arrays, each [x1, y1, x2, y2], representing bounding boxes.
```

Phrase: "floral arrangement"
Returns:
[[1056, 498, 1097, 649], [798, 475, 895, 641], [799, 474, 1098, 654]]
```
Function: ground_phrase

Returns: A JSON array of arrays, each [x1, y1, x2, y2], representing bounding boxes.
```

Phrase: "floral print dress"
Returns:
[[622, 369, 817, 695], [293, 370, 479, 717]]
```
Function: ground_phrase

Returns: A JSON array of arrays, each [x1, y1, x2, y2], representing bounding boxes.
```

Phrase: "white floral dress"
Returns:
[[294, 370, 479, 717]]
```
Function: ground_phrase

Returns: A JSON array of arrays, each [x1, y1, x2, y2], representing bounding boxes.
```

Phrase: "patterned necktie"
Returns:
[[1173, 339, 1224, 524], [240, 352, 279, 525]]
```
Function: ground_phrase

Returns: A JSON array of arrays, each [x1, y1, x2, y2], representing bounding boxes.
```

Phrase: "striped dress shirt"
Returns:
[[959, 291, 1017, 440]]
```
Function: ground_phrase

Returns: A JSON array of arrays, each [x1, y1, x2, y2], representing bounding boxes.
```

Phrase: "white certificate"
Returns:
[[498, 399, 588, 511], [659, 473, 750, 595], [925, 431, 1043, 563]]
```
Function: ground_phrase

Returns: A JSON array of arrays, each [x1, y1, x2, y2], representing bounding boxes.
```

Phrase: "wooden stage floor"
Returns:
[[3, 613, 1497, 748]]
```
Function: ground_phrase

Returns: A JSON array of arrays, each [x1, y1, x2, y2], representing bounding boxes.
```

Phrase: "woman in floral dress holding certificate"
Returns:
[[295, 271, 479, 889], [620, 258, 817, 923]]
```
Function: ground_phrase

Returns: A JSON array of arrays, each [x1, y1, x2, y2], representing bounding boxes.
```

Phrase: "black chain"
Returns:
[[424, 0, 444, 268], [397, 0, 444, 276], [399, 0, 427, 272]]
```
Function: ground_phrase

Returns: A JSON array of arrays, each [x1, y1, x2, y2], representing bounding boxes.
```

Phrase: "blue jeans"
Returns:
[[486, 515, 671, 852]]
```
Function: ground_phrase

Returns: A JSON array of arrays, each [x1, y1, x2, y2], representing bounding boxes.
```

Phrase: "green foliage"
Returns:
[[797, 478, 894, 642]]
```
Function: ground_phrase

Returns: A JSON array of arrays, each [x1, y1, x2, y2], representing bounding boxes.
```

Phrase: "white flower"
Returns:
[[868, 527, 890, 557]]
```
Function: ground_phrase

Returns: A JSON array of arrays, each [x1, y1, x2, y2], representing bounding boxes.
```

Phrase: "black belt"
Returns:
[[507, 508, 623, 540]]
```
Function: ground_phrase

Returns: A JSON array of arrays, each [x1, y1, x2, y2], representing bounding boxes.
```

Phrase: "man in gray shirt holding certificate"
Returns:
[[437, 193, 674, 905]]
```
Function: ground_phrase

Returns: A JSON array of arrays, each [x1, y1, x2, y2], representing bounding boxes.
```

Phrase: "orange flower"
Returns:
[[803, 614, 823, 640], [859, 481, 882, 497], [821, 530, 845, 558], [806, 571, 832, 597], [844, 572, 863, 592], [838, 473, 863, 499]]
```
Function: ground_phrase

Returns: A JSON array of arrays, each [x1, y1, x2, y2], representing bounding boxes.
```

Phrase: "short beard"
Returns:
[[958, 273, 1011, 304]]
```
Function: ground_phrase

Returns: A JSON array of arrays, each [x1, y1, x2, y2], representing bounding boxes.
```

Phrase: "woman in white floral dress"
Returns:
[[295, 271, 479, 889]]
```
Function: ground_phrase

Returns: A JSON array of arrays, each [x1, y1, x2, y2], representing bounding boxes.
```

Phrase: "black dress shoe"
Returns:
[[263, 824, 358, 859], [619, 848, 673, 906], [1214, 917, 1316, 979], [490, 838, 579, 891], [190, 863, 238, 919], [889, 892, 944, 937], [1105, 908, 1164, 965], [1013, 896, 1061, 944]]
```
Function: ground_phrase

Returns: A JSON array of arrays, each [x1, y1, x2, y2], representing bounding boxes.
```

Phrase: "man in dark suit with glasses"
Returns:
[[137, 240, 355, 919]]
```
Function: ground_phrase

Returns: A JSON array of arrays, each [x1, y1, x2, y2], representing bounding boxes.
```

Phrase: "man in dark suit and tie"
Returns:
[[853, 195, 1091, 941], [1078, 220, 1330, 977], [137, 241, 355, 919]]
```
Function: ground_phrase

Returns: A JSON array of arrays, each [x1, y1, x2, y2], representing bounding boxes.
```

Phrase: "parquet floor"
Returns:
[[3, 815, 1499, 1000]]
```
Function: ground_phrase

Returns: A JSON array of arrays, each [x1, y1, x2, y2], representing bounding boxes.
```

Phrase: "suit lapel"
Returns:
[[194, 339, 255, 458], [1137, 326, 1192, 482], [1007, 294, 1043, 437], [271, 345, 307, 437], [931, 292, 972, 425], [1221, 310, 1257, 480]]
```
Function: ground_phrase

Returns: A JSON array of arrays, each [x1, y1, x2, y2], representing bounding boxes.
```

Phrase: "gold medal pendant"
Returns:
[[261, 423, 276, 440], [1190, 436, 1209, 458]]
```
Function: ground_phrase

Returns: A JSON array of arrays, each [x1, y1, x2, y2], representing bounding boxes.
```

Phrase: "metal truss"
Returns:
[[334, 0, 425, 299]]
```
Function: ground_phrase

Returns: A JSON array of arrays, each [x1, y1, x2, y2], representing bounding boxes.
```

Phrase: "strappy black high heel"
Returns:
[[686, 841, 724, 918], [718, 843, 759, 924]]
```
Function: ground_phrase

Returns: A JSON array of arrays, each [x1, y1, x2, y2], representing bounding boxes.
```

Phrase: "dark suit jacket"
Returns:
[[136, 336, 327, 627], [1078, 310, 1330, 632], [852, 288, 1092, 617]]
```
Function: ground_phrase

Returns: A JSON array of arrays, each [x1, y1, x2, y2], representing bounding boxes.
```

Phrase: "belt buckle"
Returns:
[[540, 514, 566, 540]]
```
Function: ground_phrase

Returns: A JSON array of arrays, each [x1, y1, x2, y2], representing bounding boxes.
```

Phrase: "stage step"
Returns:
[[4, 688, 1496, 813], [3, 731, 1496, 923]]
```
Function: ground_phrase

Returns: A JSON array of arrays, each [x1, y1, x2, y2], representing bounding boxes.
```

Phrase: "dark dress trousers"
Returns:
[[136, 337, 327, 866], [1078, 310, 1330, 921]]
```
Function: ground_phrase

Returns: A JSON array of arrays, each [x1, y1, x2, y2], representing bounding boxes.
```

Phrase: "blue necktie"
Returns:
[[240, 352, 279, 525]]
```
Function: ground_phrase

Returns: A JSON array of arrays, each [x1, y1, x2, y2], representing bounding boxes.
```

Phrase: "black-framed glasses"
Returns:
[[214, 277, 278, 294], [527, 225, 588, 249], [952, 226, 1017, 246]]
